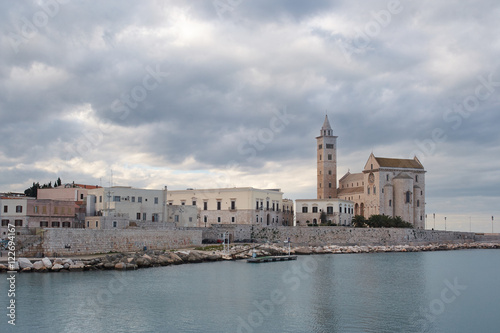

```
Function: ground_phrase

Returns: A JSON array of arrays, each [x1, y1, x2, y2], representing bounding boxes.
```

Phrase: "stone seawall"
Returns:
[[26, 228, 203, 256], [203, 225, 499, 246]]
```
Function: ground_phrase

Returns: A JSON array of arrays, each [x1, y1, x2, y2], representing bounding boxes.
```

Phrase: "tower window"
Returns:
[[386, 175, 389, 181], [328, 170, 332, 175], [367, 187, 370, 194], [389, 199, 392, 207], [328, 154, 332, 160], [417, 200, 420, 207], [416, 175, 419, 182], [329, 182, 332, 188], [405, 191, 411, 203], [318, 144, 322, 149], [320, 155, 322, 160]]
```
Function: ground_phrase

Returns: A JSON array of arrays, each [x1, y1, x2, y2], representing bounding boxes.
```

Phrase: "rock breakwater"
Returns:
[[1, 242, 498, 273]]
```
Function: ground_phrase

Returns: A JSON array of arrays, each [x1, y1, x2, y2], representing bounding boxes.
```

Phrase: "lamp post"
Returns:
[[445, 216, 447, 231]]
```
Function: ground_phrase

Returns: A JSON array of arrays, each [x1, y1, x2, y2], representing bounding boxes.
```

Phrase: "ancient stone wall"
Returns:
[[203, 224, 500, 246], [36, 228, 202, 256]]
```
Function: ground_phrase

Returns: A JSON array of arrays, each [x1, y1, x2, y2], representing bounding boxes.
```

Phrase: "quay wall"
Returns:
[[20, 228, 203, 256], [203, 225, 500, 246]]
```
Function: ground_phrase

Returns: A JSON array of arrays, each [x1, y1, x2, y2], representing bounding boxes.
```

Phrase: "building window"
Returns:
[[389, 200, 392, 207], [339, 206, 342, 213], [326, 206, 333, 214], [371, 164, 373, 169], [189, 217, 193, 222], [267, 200, 270, 210], [204, 216, 208, 223], [3, 206, 7, 213], [80, 193, 84, 200], [192, 201, 196, 206], [302, 206, 308, 213], [318, 144, 322, 149], [405, 191, 411, 204], [312, 207, 318, 213], [143, 213, 146, 221], [417, 200, 420, 207], [217, 217, 221, 223], [54, 207, 58, 214], [174, 215, 179, 222], [96, 221, 98, 228], [374, 186, 376, 194], [87, 221, 89, 228], [100, 196, 103, 203], [256, 201, 259, 210], [231, 200, 236, 210], [328, 154, 332, 160], [138, 197, 142, 203], [367, 187, 370, 195], [113, 221, 117, 228], [113, 196, 121, 202], [181, 201, 185, 206], [204, 201, 208, 210], [16, 205, 22, 213], [13, 220, 22, 226], [62, 222, 71, 228], [52, 221, 60, 228], [329, 182, 332, 188], [1, 220, 8, 226], [152, 214, 159, 222], [382, 189, 384, 193], [154, 197, 159, 204], [328, 170, 332, 175], [136, 213, 140, 220], [319, 154, 322, 161], [217, 201, 221, 210], [326, 144, 334, 149], [421, 191, 423, 195], [416, 175, 419, 182], [40, 221, 48, 227], [386, 174, 389, 181], [232, 217, 235, 223]]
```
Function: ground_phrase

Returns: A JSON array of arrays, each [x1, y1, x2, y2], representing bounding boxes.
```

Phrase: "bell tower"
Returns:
[[317, 115, 338, 199]]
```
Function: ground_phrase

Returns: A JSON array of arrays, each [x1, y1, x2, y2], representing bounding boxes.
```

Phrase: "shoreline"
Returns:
[[1, 242, 499, 273]]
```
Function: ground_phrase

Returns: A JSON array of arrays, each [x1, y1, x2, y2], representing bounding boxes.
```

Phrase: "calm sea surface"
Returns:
[[1, 249, 499, 333]]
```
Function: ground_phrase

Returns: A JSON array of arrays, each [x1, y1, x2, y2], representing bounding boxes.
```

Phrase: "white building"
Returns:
[[166, 187, 294, 227], [0, 196, 31, 236], [295, 199, 354, 226]]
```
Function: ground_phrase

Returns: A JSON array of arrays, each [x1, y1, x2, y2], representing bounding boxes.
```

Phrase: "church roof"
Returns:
[[375, 157, 424, 169], [321, 115, 332, 131], [337, 187, 364, 195]]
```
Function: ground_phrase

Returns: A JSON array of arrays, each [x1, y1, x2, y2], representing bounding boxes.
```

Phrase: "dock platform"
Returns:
[[247, 255, 298, 263]]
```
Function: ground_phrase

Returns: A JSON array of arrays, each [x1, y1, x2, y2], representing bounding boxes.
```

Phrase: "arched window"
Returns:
[[405, 191, 411, 203], [416, 175, 419, 182]]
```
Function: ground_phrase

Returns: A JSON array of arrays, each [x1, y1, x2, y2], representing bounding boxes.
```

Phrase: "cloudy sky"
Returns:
[[1, 0, 499, 228]]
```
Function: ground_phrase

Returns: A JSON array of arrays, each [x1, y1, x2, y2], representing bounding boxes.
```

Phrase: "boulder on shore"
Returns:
[[42, 257, 53, 269], [52, 264, 64, 271], [18, 258, 33, 269], [33, 261, 45, 271]]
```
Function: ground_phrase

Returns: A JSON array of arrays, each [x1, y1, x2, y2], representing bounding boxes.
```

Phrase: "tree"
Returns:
[[320, 211, 327, 224], [352, 215, 367, 228], [57, 177, 62, 187]]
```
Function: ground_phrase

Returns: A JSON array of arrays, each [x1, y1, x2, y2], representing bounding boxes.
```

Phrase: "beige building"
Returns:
[[338, 153, 426, 228], [166, 187, 294, 227]]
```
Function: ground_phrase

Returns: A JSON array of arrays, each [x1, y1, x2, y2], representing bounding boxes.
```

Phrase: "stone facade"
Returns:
[[24, 228, 203, 256], [166, 187, 294, 227], [203, 224, 484, 247], [317, 115, 338, 199], [338, 153, 426, 228]]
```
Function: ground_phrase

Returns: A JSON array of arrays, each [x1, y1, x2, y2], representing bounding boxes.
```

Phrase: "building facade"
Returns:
[[338, 153, 426, 228], [317, 115, 338, 199], [295, 199, 353, 226], [166, 187, 294, 227]]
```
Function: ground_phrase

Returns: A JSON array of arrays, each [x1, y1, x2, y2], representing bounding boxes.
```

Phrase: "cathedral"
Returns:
[[296, 115, 426, 229]]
